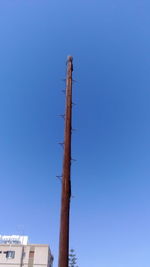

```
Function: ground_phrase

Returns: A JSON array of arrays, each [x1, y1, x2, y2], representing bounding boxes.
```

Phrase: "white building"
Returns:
[[0, 235, 53, 267]]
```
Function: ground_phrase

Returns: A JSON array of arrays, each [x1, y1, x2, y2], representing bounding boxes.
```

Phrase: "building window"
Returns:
[[29, 251, 34, 257], [28, 250, 34, 266], [4, 251, 15, 259]]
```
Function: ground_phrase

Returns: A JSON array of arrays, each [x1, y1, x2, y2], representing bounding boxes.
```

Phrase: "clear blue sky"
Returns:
[[0, 1, 150, 266]]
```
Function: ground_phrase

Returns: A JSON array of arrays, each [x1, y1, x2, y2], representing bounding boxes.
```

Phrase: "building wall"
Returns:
[[0, 244, 53, 267]]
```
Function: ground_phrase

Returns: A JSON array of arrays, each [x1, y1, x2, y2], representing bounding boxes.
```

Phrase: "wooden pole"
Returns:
[[58, 56, 73, 267]]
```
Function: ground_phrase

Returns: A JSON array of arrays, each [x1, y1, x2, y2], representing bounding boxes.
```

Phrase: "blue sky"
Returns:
[[0, 1, 150, 266]]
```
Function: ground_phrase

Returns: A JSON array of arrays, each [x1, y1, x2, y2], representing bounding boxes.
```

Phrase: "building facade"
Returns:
[[0, 236, 53, 267]]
